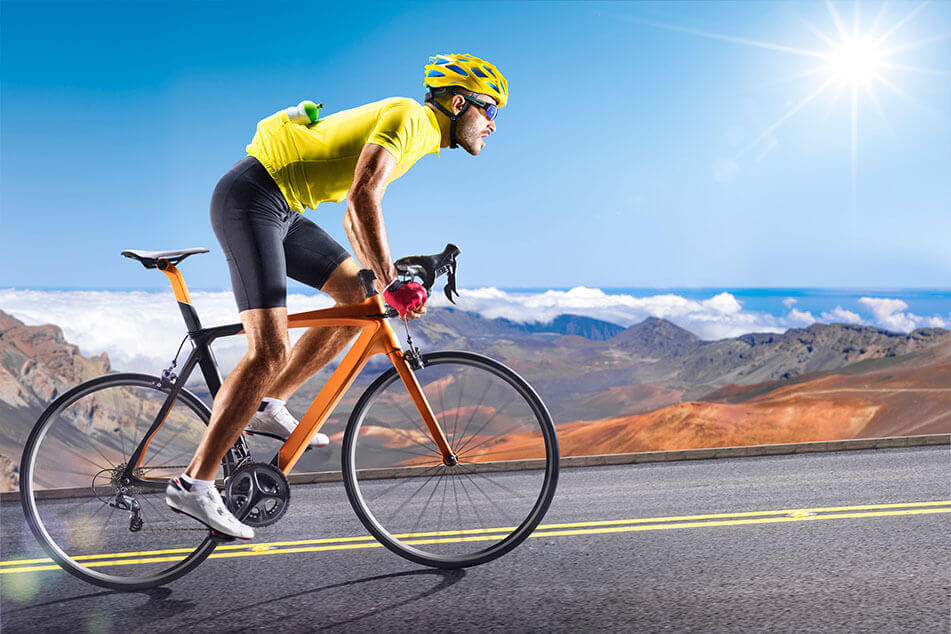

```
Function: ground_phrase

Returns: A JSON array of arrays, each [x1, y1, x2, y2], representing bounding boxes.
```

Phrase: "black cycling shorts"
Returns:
[[210, 156, 350, 312]]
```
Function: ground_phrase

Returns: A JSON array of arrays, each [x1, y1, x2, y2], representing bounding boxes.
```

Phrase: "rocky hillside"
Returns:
[[0, 310, 111, 489], [2, 306, 948, 483], [406, 308, 950, 423]]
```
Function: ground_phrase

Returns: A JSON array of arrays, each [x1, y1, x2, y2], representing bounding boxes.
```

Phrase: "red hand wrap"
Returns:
[[384, 281, 427, 317]]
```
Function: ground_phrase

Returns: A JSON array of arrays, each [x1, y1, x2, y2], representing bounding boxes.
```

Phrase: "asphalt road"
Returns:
[[2, 446, 949, 632]]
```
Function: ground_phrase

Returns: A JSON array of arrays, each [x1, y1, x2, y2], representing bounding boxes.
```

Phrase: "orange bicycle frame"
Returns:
[[276, 295, 456, 474], [154, 260, 456, 476]]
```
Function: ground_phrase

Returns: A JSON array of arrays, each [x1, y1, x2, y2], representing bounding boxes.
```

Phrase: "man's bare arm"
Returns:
[[344, 143, 398, 290]]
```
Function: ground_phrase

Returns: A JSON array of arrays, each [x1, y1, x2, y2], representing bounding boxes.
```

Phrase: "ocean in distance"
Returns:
[[3, 286, 950, 375]]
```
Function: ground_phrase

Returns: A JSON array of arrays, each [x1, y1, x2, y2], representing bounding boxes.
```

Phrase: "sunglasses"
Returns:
[[457, 93, 499, 121]]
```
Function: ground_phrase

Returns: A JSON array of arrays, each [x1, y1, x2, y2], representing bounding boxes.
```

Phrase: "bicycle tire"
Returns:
[[19, 373, 235, 590], [342, 351, 559, 568]]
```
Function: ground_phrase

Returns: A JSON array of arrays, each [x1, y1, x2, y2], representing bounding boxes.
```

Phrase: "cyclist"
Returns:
[[165, 54, 508, 539]]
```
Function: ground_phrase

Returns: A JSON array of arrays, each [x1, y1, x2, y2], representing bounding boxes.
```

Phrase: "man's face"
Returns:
[[452, 93, 498, 156]]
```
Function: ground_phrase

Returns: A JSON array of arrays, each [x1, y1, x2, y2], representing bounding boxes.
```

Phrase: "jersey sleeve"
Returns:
[[367, 100, 423, 161]]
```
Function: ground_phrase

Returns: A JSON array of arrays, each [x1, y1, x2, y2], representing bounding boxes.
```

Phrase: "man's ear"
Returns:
[[451, 94, 467, 116]]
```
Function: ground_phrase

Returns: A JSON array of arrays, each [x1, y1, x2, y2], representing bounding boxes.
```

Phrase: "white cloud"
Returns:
[[786, 308, 816, 326], [2, 288, 948, 377], [0, 289, 333, 378], [821, 306, 864, 324], [857, 297, 949, 332], [782, 297, 797, 308]]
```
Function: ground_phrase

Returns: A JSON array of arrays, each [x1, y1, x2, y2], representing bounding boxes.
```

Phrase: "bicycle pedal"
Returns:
[[209, 529, 240, 542]]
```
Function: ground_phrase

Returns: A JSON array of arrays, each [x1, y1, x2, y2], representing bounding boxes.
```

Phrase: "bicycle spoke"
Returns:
[[365, 416, 443, 457], [116, 394, 128, 463], [437, 470, 449, 531], [360, 442, 438, 459], [56, 442, 111, 474], [451, 470, 464, 530], [452, 376, 494, 451], [410, 470, 445, 533], [388, 394, 435, 439], [143, 415, 187, 469], [364, 463, 444, 504], [382, 466, 447, 525], [455, 423, 524, 458], [449, 369, 467, 445], [346, 354, 557, 567], [457, 468, 517, 526], [453, 391, 519, 457], [24, 375, 224, 587]]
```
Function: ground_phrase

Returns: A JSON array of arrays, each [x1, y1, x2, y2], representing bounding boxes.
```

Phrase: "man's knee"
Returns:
[[247, 340, 290, 377], [239, 307, 290, 377], [321, 258, 366, 306]]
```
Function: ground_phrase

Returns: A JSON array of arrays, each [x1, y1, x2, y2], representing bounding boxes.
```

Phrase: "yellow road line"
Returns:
[[3, 501, 948, 574]]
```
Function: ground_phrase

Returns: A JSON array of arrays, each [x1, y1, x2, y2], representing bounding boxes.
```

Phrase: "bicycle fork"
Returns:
[[387, 350, 458, 467]]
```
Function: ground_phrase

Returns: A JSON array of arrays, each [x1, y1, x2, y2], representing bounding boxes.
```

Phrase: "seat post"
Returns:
[[157, 260, 203, 333]]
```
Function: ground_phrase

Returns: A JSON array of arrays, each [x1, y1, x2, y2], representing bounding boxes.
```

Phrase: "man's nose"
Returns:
[[487, 119, 496, 133]]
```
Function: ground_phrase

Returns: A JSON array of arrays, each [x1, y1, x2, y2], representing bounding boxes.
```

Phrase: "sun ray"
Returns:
[[852, 0, 861, 39], [864, 0, 892, 41], [875, 74, 946, 120], [734, 78, 836, 160], [749, 65, 829, 91], [880, 62, 951, 77], [795, 14, 838, 48], [614, 15, 828, 59], [873, 1, 929, 46], [753, 137, 778, 164], [825, 0, 851, 41], [881, 33, 951, 57], [862, 80, 890, 125], [850, 84, 858, 232], [608, 0, 948, 227], [819, 82, 848, 126]]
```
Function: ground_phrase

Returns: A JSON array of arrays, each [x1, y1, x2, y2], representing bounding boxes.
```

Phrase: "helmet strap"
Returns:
[[427, 90, 470, 149]]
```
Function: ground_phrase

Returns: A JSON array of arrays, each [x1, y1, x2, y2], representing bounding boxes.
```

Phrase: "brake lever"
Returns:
[[443, 260, 459, 304]]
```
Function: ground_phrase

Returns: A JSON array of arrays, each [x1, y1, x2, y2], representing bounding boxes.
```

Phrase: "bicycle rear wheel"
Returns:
[[19, 373, 235, 590], [342, 351, 559, 568]]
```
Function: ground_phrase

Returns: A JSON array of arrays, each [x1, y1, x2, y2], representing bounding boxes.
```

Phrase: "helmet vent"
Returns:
[[471, 67, 488, 78], [445, 64, 468, 76]]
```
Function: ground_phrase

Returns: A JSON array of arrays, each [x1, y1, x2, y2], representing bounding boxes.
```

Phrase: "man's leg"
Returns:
[[186, 307, 290, 481], [263, 257, 364, 401]]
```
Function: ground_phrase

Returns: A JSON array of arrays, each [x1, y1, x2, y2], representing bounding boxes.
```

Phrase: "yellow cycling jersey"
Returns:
[[246, 97, 441, 213]]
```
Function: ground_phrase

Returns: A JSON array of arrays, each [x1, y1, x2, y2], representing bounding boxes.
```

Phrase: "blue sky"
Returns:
[[2, 0, 949, 290]]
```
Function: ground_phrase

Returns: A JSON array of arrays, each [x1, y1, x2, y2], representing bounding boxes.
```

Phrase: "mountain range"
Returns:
[[2, 307, 949, 488]]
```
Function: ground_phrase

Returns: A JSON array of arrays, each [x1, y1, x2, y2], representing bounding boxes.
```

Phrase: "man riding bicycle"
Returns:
[[165, 54, 508, 539]]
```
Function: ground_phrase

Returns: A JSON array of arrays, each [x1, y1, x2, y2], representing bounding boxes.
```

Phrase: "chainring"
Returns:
[[224, 461, 290, 527]]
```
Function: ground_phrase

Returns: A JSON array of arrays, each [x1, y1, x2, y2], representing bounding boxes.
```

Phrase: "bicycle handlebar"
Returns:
[[358, 243, 461, 315]]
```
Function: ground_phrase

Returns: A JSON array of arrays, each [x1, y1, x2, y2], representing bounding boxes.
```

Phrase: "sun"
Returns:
[[826, 37, 883, 85]]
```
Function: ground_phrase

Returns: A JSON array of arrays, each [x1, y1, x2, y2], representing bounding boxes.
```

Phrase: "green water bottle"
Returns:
[[284, 100, 322, 124]]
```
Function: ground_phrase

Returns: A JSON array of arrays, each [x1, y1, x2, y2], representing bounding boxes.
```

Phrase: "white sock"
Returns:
[[180, 473, 214, 491], [262, 396, 286, 412]]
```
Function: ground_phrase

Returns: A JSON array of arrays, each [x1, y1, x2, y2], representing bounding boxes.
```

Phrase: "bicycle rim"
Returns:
[[19, 373, 228, 590], [342, 352, 559, 568]]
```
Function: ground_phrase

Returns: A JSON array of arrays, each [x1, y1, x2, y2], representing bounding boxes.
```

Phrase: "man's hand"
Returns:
[[384, 281, 428, 320]]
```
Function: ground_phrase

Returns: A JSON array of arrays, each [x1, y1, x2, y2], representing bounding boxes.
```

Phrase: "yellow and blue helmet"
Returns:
[[424, 53, 508, 107]]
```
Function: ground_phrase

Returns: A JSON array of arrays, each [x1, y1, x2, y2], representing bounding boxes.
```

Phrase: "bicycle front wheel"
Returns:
[[19, 373, 234, 590], [342, 351, 559, 568]]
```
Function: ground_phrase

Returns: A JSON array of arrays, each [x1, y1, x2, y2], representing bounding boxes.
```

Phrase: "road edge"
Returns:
[[3, 434, 947, 500]]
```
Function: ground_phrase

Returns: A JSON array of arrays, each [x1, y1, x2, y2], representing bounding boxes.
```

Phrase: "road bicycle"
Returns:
[[19, 244, 559, 591]]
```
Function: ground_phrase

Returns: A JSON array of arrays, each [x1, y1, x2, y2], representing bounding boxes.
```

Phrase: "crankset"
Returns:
[[224, 461, 290, 527]]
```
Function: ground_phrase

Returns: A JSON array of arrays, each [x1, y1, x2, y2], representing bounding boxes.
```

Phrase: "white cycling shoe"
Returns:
[[165, 478, 254, 540], [247, 401, 329, 447]]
